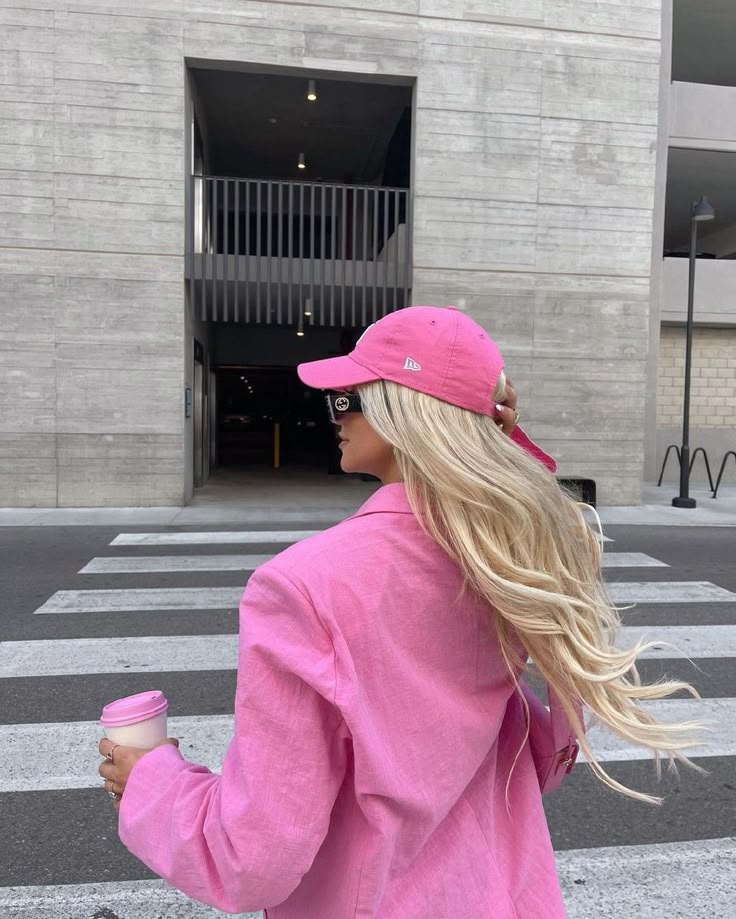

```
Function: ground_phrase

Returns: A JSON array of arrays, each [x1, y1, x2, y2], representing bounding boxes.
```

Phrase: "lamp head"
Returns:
[[691, 196, 715, 222]]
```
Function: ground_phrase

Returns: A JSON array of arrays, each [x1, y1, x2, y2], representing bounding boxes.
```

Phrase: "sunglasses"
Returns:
[[325, 392, 363, 423]]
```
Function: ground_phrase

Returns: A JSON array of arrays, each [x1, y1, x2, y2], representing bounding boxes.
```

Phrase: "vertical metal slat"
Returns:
[[330, 185, 336, 326], [382, 188, 389, 318], [298, 182, 304, 327], [341, 185, 347, 327], [266, 180, 273, 325], [288, 183, 294, 325], [212, 178, 218, 322], [243, 179, 251, 322], [361, 187, 368, 327], [255, 181, 262, 323], [350, 188, 358, 326], [222, 179, 229, 323], [277, 182, 283, 325], [234, 178, 240, 323], [372, 187, 379, 324], [200, 176, 207, 322], [393, 189, 400, 312]]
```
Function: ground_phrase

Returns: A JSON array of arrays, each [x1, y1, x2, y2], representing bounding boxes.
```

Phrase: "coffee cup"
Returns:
[[100, 690, 169, 749]]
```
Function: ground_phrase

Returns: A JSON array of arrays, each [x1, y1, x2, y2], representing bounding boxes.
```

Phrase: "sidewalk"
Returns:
[[1, 469, 735, 527]]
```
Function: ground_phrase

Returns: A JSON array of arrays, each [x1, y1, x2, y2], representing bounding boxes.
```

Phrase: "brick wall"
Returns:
[[658, 327, 736, 427]]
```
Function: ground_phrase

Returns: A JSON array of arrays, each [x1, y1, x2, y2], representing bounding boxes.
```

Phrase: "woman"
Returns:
[[99, 306, 707, 918]]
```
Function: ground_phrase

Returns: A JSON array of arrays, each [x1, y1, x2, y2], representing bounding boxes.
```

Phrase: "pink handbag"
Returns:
[[520, 679, 584, 794]]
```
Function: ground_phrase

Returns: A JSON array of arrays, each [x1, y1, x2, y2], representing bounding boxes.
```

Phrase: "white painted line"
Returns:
[[0, 838, 729, 919], [600, 553, 668, 568], [34, 587, 243, 614], [617, 624, 736, 660], [3, 623, 736, 681], [0, 715, 233, 792], [577, 697, 723, 762], [558, 837, 736, 919], [0, 698, 727, 793], [0, 635, 238, 678], [36, 580, 736, 615], [80, 555, 273, 574], [110, 531, 319, 546], [0, 879, 262, 919], [81, 552, 660, 574], [607, 581, 736, 603]]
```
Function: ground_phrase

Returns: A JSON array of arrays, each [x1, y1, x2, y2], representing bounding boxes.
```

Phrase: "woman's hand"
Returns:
[[98, 737, 179, 812], [495, 376, 520, 434]]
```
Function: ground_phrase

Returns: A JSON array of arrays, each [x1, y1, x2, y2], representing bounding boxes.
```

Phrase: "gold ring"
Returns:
[[105, 744, 120, 763]]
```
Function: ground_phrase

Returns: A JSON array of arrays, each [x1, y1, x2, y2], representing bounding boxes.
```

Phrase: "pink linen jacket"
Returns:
[[118, 480, 566, 917]]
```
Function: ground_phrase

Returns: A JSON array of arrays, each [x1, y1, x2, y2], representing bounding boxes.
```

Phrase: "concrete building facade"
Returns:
[[1, 0, 734, 507]]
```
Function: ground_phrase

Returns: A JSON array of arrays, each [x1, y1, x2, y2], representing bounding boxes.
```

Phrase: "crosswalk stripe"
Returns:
[[0, 698, 726, 793], [607, 581, 736, 603], [34, 587, 241, 614], [615, 624, 736, 659], [557, 837, 735, 917], [1, 836, 730, 918], [33, 580, 736, 615], [0, 879, 262, 919], [110, 531, 320, 546], [78, 551, 666, 575], [111, 529, 614, 547], [3, 624, 735, 679], [600, 552, 668, 568], [79, 555, 274, 574], [0, 635, 239, 677]]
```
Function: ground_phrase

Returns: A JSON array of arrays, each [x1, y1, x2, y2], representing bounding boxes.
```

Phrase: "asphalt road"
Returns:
[[0, 522, 734, 916]]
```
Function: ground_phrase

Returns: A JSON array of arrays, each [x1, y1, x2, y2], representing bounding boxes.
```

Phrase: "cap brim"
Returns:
[[297, 355, 380, 390]]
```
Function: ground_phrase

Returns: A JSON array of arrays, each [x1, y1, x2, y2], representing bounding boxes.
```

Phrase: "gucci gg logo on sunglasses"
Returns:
[[325, 392, 363, 423]]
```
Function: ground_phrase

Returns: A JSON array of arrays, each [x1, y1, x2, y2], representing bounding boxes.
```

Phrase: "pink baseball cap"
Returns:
[[297, 306, 504, 417]]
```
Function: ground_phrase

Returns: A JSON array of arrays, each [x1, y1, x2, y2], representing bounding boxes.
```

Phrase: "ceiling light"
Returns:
[[304, 298, 312, 317], [297, 152, 306, 170], [307, 79, 317, 102]]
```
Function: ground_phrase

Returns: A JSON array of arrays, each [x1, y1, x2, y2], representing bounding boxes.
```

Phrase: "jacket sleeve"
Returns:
[[117, 564, 347, 914], [510, 425, 557, 473]]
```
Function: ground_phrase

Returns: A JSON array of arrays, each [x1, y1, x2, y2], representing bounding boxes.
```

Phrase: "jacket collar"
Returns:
[[350, 482, 413, 518]]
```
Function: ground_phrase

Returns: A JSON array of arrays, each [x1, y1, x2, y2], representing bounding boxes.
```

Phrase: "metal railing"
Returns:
[[186, 176, 411, 326]]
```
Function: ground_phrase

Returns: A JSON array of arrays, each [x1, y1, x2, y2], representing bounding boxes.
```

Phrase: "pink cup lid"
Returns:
[[100, 690, 168, 728]]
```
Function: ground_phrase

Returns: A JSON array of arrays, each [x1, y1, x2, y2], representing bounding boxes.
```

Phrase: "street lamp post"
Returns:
[[672, 195, 715, 509]]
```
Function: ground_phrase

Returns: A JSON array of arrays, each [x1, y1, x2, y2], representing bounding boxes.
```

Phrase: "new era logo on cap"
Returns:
[[403, 357, 421, 371]]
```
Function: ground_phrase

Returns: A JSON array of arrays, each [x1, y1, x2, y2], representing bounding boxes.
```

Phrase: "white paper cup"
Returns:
[[100, 690, 169, 749]]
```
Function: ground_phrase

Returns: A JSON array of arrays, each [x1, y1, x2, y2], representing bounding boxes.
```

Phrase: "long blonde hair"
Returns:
[[358, 376, 712, 806]]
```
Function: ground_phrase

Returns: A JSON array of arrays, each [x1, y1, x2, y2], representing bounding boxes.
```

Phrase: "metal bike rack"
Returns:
[[656, 444, 714, 492], [656, 444, 681, 487], [713, 451, 736, 499]]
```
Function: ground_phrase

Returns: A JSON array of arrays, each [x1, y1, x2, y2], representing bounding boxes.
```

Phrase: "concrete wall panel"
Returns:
[[0, 0, 664, 505], [0, 434, 57, 506], [56, 434, 184, 507]]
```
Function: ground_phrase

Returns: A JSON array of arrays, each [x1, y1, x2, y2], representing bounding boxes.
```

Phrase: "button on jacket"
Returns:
[[118, 482, 567, 918]]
